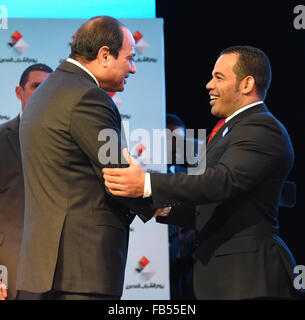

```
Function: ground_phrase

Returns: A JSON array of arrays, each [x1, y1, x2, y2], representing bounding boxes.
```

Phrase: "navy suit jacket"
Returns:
[[155, 104, 299, 299]]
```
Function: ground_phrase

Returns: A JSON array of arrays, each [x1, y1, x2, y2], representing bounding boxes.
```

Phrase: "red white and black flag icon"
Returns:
[[133, 30, 149, 54], [135, 256, 156, 280], [8, 30, 29, 54], [135, 256, 150, 272]]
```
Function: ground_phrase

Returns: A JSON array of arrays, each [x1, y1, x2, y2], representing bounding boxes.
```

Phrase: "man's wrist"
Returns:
[[143, 172, 152, 198]]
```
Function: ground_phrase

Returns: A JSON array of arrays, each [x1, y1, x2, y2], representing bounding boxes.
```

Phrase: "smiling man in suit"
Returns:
[[0, 64, 52, 300], [103, 46, 300, 299], [17, 16, 153, 300]]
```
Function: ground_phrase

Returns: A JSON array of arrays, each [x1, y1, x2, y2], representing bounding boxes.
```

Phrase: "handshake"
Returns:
[[102, 148, 171, 218]]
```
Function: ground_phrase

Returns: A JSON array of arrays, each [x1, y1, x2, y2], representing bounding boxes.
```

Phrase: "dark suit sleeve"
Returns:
[[156, 204, 196, 228], [70, 87, 153, 222], [151, 114, 292, 209]]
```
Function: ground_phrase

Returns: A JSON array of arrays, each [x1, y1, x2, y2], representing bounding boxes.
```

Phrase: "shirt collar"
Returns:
[[66, 58, 100, 87], [225, 101, 264, 123]]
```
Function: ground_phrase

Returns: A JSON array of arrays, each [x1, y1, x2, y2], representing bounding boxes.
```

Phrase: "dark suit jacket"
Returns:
[[154, 104, 299, 299], [0, 116, 24, 299], [17, 61, 152, 296]]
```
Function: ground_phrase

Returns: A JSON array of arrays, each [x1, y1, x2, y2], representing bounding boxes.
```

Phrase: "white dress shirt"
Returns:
[[66, 58, 100, 87]]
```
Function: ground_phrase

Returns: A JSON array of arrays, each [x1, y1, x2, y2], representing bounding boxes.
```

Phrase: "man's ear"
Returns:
[[97, 46, 111, 66], [15, 86, 23, 101], [241, 76, 255, 95]]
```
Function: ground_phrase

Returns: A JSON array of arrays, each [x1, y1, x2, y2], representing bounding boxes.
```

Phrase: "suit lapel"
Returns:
[[6, 116, 21, 161], [207, 103, 268, 153], [206, 123, 228, 153]]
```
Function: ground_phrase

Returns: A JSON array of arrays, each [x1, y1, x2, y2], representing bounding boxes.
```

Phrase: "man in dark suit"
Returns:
[[103, 46, 301, 299], [0, 64, 52, 300], [17, 16, 153, 300]]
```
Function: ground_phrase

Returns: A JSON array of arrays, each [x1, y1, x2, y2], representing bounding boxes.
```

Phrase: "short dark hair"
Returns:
[[19, 63, 53, 88], [220, 46, 272, 99], [69, 16, 124, 61], [166, 113, 186, 130]]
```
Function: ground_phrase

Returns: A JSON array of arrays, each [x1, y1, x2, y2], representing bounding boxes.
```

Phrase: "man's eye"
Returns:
[[32, 83, 41, 89]]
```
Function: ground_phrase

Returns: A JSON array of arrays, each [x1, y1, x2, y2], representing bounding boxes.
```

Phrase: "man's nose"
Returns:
[[206, 79, 214, 90], [130, 61, 136, 74]]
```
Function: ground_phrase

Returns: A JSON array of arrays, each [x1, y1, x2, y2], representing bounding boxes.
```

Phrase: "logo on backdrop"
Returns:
[[133, 30, 149, 54], [132, 30, 157, 63], [8, 30, 30, 54], [135, 256, 157, 282], [135, 256, 150, 273], [293, 5, 305, 29], [133, 143, 146, 158], [0, 5, 8, 30], [124, 256, 165, 291], [69, 33, 76, 46]]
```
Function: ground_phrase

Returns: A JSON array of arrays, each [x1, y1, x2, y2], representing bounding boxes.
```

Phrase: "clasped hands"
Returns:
[[102, 148, 170, 218]]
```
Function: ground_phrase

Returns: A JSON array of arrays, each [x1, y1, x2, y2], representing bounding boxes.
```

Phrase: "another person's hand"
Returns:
[[0, 281, 7, 300], [103, 148, 145, 198], [153, 207, 171, 218]]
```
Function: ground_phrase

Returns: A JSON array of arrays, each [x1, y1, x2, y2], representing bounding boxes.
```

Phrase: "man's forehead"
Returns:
[[218, 53, 238, 65], [27, 70, 50, 81], [213, 53, 238, 73], [122, 26, 135, 45]]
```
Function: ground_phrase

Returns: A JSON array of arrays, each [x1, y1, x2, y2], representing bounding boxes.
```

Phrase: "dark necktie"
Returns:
[[207, 119, 226, 144]]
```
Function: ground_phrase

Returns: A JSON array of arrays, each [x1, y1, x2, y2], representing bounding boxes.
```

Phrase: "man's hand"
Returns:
[[0, 281, 7, 300], [102, 148, 145, 198], [153, 207, 171, 218]]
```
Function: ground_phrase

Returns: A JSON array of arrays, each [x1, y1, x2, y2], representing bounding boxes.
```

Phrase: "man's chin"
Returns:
[[211, 105, 218, 116], [115, 85, 124, 92], [211, 106, 223, 118]]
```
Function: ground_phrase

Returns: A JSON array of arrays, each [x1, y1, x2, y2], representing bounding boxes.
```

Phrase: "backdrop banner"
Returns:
[[0, 17, 169, 300]]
